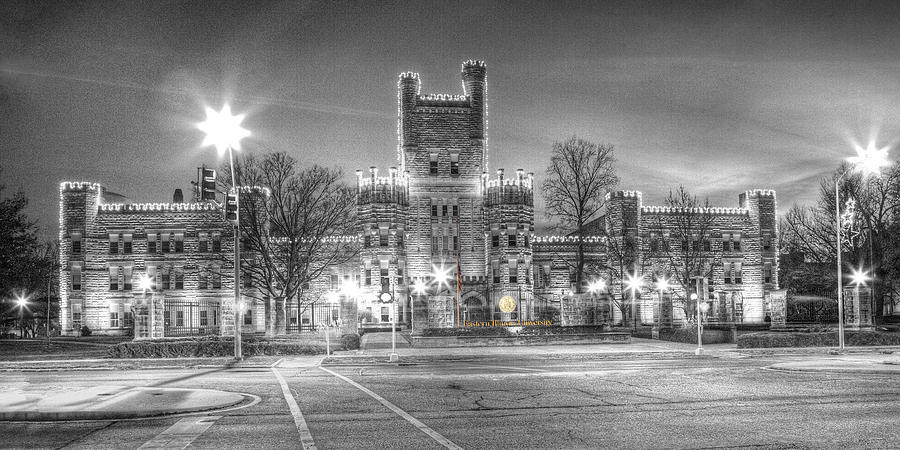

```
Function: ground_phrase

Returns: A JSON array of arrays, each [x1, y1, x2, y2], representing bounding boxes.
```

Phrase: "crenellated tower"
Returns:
[[356, 167, 410, 326], [483, 169, 535, 320]]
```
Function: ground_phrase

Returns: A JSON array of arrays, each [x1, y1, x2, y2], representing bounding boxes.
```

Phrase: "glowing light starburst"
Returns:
[[197, 104, 251, 154], [412, 278, 428, 295], [431, 264, 452, 291], [849, 267, 870, 286], [588, 279, 606, 294], [656, 277, 670, 291], [848, 142, 892, 177]]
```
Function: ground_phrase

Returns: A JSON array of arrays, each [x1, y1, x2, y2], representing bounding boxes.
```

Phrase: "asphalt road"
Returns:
[[2, 353, 899, 449]]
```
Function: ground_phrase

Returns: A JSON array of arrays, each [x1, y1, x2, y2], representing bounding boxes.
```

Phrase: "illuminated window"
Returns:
[[198, 232, 208, 252], [71, 233, 82, 254], [109, 266, 119, 291], [450, 153, 459, 176], [429, 153, 438, 175], [175, 233, 184, 253], [381, 306, 390, 323], [124, 266, 133, 290], [109, 233, 119, 254], [71, 264, 81, 290]]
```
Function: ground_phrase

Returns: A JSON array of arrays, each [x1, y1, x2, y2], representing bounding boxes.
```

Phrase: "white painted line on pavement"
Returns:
[[320, 366, 463, 450], [139, 415, 221, 449], [272, 367, 318, 450]]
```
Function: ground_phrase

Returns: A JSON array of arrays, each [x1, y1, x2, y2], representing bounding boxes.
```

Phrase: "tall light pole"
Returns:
[[625, 271, 642, 333], [412, 278, 428, 334], [198, 104, 251, 360], [15, 294, 29, 339], [835, 142, 891, 350], [138, 275, 153, 338], [654, 277, 669, 339]]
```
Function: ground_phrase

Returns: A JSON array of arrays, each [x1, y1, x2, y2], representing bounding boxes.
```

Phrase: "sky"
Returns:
[[3, 0, 900, 240]]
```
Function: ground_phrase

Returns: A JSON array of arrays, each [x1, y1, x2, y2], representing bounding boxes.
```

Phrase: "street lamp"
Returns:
[[412, 278, 428, 333], [588, 279, 606, 325], [198, 104, 250, 360], [654, 278, 670, 339], [15, 294, 29, 339], [624, 271, 642, 332], [694, 292, 709, 355], [835, 142, 891, 351], [138, 274, 153, 339]]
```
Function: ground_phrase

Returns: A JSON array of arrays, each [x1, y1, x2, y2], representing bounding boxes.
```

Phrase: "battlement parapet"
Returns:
[[356, 167, 410, 205], [641, 205, 749, 216], [399, 72, 420, 81], [60, 181, 103, 192], [463, 60, 486, 69], [744, 189, 776, 198], [605, 190, 642, 201], [533, 235, 606, 244], [98, 202, 219, 213], [483, 169, 534, 206]]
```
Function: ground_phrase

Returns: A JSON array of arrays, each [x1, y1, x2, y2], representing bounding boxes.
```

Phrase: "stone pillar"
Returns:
[[768, 290, 787, 329], [411, 294, 428, 335], [845, 287, 874, 330], [220, 295, 237, 338]]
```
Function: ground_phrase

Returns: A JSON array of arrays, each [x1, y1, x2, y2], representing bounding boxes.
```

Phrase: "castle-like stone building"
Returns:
[[58, 61, 780, 337]]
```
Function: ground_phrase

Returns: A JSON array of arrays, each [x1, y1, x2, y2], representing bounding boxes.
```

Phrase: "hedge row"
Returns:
[[659, 327, 733, 345], [107, 334, 360, 358], [421, 325, 617, 337], [737, 331, 900, 348]]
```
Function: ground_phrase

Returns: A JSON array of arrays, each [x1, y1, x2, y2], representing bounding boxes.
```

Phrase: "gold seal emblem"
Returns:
[[499, 295, 517, 313]]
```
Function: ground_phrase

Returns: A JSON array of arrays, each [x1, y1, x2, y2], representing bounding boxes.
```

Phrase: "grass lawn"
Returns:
[[0, 340, 112, 361]]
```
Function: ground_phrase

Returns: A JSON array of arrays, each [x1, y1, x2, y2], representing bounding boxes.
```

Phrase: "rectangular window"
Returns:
[[453, 236, 458, 251], [692, 240, 700, 252], [71, 233, 82, 254], [71, 265, 82, 290], [763, 236, 772, 252], [733, 239, 741, 252], [381, 306, 390, 323], [379, 232, 388, 247], [452, 205, 459, 216], [148, 266, 158, 290], [735, 263, 742, 284], [175, 233, 184, 252], [161, 233, 170, 253], [508, 234, 516, 247], [244, 307, 252, 325], [198, 269, 208, 289], [212, 233, 221, 253], [431, 205, 438, 216], [492, 260, 500, 284], [198, 232, 208, 252], [123, 234, 132, 254], [509, 259, 518, 284], [148, 233, 157, 254], [200, 310, 208, 327], [450, 153, 459, 175], [109, 266, 118, 291], [161, 271, 170, 290], [365, 269, 372, 286], [176, 310, 184, 327], [110, 310, 119, 328], [703, 240, 711, 252], [442, 205, 448, 216], [492, 234, 499, 248], [724, 262, 732, 284], [124, 266, 133, 290], [330, 274, 339, 290], [109, 234, 119, 254], [429, 153, 438, 175], [175, 270, 184, 289], [763, 263, 772, 284], [364, 235, 371, 247]]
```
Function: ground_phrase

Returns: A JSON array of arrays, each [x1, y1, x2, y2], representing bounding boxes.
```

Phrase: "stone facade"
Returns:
[[58, 60, 782, 337]]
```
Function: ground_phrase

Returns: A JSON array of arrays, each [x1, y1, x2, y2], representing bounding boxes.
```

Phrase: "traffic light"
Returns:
[[379, 278, 392, 303], [199, 167, 217, 201], [225, 192, 238, 222]]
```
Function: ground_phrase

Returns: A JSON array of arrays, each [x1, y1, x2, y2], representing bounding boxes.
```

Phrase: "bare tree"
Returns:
[[226, 153, 358, 336], [654, 186, 716, 322], [542, 137, 618, 292]]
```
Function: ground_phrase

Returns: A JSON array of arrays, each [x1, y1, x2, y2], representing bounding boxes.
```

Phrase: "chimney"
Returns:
[[173, 189, 184, 203]]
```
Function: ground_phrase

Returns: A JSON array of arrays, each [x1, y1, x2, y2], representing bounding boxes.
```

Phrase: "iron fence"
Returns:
[[163, 298, 221, 337], [286, 301, 340, 333]]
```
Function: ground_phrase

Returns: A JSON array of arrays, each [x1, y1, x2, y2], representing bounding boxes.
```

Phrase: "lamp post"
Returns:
[[198, 104, 250, 360], [835, 142, 891, 350], [15, 294, 29, 339], [654, 278, 670, 339], [694, 292, 709, 355], [625, 271, 642, 333], [138, 275, 153, 338], [412, 278, 428, 334]]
